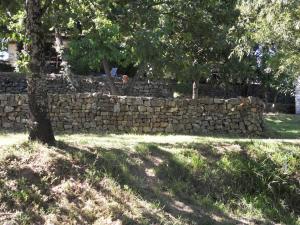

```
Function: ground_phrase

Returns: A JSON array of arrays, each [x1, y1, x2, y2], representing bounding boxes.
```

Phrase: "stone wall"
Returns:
[[0, 93, 264, 134], [0, 73, 174, 97], [0, 72, 294, 107], [196, 84, 294, 105]]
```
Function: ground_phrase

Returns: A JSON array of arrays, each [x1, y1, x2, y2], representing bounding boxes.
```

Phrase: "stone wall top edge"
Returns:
[[0, 72, 26, 79], [0, 72, 173, 83], [0, 92, 263, 104]]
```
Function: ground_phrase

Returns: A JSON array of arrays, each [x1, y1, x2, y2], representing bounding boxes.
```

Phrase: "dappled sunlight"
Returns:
[[0, 133, 27, 149], [0, 123, 299, 224], [213, 143, 242, 155], [171, 200, 194, 213], [0, 141, 184, 224], [1, 137, 282, 224], [264, 114, 300, 139]]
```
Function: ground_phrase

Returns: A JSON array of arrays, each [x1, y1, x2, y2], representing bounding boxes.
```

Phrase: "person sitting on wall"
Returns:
[[111, 67, 118, 77], [111, 67, 124, 80], [122, 75, 129, 84]]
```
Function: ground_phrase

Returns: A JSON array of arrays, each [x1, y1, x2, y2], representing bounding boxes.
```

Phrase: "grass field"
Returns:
[[0, 114, 299, 225], [264, 114, 300, 139]]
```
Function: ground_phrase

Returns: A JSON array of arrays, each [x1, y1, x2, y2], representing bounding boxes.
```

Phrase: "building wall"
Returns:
[[7, 43, 18, 67], [0, 94, 264, 134]]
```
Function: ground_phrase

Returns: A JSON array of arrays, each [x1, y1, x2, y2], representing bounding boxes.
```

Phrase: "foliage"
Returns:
[[232, 0, 300, 96], [159, 0, 240, 82], [1, 0, 299, 96], [66, 17, 129, 74]]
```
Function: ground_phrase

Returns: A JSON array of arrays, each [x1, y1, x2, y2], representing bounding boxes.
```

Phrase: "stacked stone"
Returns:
[[0, 93, 264, 134], [46, 75, 120, 94], [0, 73, 174, 97], [132, 80, 174, 98], [0, 94, 29, 129], [0, 76, 27, 94]]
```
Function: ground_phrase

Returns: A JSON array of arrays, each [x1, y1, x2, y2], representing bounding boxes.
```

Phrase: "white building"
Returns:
[[0, 37, 66, 72], [0, 39, 18, 67]]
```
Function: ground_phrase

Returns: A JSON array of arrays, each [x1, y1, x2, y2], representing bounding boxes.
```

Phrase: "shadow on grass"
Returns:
[[1, 125, 299, 142], [57, 141, 248, 225], [55, 141, 300, 224], [1, 140, 299, 224]]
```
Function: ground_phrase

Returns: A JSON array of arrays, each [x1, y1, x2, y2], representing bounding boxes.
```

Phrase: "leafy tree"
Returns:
[[144, 0, 240, 99], [56, 0, 241, 98], [233, 0, 300, 100], [61, 0, 165, 95]]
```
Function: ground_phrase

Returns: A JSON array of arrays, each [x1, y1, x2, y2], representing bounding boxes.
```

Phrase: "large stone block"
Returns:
[[4, 106, 14, 113]]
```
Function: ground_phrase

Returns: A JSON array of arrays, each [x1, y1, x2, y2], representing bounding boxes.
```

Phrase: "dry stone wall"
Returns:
[[0, 93, 264, 134], [0, 73, 174, 97]]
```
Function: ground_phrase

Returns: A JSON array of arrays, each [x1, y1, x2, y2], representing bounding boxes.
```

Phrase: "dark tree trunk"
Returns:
[[123, 64, 145, 96], [262, 86, 269, 112], [273, 92, 279, 105], [102, 58, 121, 95], [241, 79, 249, 97], [192, 79, 199, 99], [25, 0, 55, 145], [263, 88, 269, 104]]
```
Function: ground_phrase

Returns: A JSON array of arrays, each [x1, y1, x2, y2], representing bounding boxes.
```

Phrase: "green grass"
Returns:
[[0, 133, 299, 225], [264, 114, 300, 139], [0, 114, 299, 224]]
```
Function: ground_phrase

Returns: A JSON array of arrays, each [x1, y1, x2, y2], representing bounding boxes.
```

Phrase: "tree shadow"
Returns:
[[53, 141, 251, 224], [1, 140, 298, 224]]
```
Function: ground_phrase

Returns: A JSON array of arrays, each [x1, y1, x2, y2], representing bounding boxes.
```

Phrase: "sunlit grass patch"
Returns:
[[264, 113, 300, 139], [0, 132, 27, 148]]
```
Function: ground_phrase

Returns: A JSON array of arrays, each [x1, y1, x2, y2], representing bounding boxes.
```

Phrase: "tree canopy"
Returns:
[[1, 0, 299, 143], [2, 0, 299, 87], [233, 0, 300, 97]]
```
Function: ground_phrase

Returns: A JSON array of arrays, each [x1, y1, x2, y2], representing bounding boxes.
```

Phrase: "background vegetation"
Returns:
[[1, 0, 299, 98]]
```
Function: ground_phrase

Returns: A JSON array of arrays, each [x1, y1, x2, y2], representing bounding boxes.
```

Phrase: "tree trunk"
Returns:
[[241, 79, 249, 97], [123, 64, 145, 96], [263, 88, 269, 104], [192, 79, 199, 99], [102, 58, 121, 95], [271, 92, 279, 113], [262, 87, 269, 112], [25, 0, 55, 145], [54, 28, 78, 91]]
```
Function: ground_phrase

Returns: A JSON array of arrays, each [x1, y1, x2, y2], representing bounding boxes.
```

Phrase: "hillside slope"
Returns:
[[0, 133, 299, 225]]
